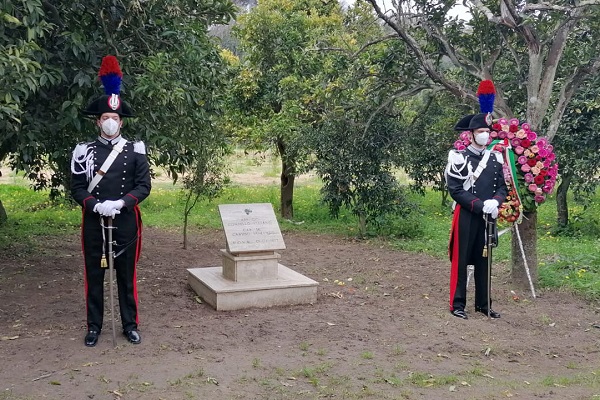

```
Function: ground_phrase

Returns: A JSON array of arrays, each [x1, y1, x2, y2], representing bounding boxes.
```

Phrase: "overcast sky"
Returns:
[[340, 0, 470, 20]]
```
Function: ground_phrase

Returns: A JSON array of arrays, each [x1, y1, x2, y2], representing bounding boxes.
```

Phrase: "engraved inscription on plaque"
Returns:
[[219, 203, 286, 253]]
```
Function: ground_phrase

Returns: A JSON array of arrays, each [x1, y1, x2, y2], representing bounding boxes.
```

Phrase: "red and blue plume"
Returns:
[[98, 55, 123, 96], [476, 79, 495, 114]]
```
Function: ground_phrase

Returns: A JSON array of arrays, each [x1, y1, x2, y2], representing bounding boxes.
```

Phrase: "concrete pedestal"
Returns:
[[187, 264, 318, 311]]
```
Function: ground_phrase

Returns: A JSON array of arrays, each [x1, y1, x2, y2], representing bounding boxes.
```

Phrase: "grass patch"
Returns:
[[1, 174, 600, 300]]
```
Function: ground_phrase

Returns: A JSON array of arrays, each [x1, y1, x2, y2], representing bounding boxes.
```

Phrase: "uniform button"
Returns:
[[120, 192, 124, 195], [122, 185, 125, 188], [122, 177, 126, 180], [124, 163, 127, 165], [124, 156, 128, 159], [123, 170, 126, 173]]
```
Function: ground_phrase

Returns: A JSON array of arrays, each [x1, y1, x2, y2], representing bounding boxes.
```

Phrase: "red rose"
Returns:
[[509, 124, 518, 132], [527, 158, 537, 167], [521, 139, 531, 147], [539, 169, 547, 176], [492, 123, 502, 131], [534, 175, 545, 185]]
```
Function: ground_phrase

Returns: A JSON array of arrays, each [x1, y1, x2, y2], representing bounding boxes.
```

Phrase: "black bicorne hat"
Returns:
[[454, 114, 474, 131], [468, 113, 493, 130], [82, 55, 134, 118]]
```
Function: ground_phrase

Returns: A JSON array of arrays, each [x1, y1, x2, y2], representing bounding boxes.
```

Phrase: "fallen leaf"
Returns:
[[449, 385, 456, 392], [207, 377, 218, 385], [326, 322, 336, 326], [195, 296, 203, 304], [111, 390, 123, 397], [484, 347, 491, 357], [483, 373, 495, 379], [1, 336, 19, 341]]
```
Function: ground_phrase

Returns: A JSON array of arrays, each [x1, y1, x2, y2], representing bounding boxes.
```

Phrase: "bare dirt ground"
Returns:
[[1, 225, 600, 400]]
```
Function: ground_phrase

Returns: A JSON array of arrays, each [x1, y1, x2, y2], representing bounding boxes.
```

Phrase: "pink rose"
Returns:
[[530, 166, 540, 175], [536, 161, 544, 169], [514, 146, 524, 155], [460, 131, 470, 141], [524, 173, 534, 183], [524, 149, 531, 157], [547, 153, 555, 161], [507, 131, 515, 139], [528, 184, 538, 192], [522, 123, 530, 130], [547, 144, 553, 152], [535, 195, 546, 203], [490, 130, 498, 138], [543, 185, 552, 193], [511, 138, 521, 147], [516, 130, 527, 139], [498, 131, 507, 139], [518, 156, 527, 165], [509, 118, 519, 126], [521, 164, 531, 173], [530, 145, 539, 153], [538, 149, 548, 157], [498, 118, 508, 125], [536, 138, 548, 147], [535, 188, 543, 196], [527, 131, 537, 141], [456, 144, 466, 151]]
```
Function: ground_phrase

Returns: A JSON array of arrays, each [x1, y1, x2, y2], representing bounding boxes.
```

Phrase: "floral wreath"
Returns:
[[453, 118, 559, 224]]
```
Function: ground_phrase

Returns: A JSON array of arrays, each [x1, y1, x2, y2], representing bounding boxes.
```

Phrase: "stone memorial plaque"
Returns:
[[219, 203, 286, 253]]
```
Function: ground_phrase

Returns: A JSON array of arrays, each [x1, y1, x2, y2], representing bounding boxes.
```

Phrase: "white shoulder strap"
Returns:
[[87, 137, 127, 193], [463, 150, 491, 191]]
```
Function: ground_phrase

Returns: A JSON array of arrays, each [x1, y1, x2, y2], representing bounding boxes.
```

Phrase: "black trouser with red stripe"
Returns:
[[449, 205, 492, 312], [81, 208, 142, 333]]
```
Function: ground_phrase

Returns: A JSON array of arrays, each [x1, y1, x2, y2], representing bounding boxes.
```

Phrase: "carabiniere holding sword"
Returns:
[[445, 111, 508, 320], [71, 55, 151, 347]]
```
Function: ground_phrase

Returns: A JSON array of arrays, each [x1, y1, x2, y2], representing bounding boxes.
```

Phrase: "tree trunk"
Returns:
[[556, 171, 572, 228], [280, 167, 295, 220], [0, 200, 7, 225], [510, 211, 538, 294], [277, 137, 295, 219]]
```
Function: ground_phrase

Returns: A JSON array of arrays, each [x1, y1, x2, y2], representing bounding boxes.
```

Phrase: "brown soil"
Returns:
[[1, 227, 599, 400]]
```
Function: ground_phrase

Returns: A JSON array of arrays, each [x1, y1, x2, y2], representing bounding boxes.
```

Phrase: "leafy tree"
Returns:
[[228, 0, 343, 219], [396, 90, 470, 206], [298, 3, 419, 236], [0, 0, 235, 207], [553, 80, 600, 230], [363, 0, 600, 288]]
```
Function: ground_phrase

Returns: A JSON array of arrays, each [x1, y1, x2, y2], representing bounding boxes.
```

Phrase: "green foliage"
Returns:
[[396, 90, 469, 205], [0, 0, 236, 199], [553, 79, 600, 204], [1, 181, 599, 300]]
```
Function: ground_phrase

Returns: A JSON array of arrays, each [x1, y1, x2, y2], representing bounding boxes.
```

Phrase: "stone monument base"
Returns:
[[187, 265, 318, 311]]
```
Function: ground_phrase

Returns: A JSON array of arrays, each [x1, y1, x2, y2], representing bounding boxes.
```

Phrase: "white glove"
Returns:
[[482, 199, 499, 214], [491, 207, 499, 219], [93, 203, 101, 213], [97, 200, 124, 218]]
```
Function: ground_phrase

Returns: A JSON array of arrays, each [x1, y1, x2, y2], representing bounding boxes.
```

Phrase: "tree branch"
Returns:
[[363, 0, 484, 109], [546, 57, 600, 143]]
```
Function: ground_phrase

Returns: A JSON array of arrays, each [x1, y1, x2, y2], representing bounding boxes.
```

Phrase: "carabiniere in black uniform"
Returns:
[[71, 135, 151, 339], [71, 54, 151, 347], [446, 113, 507, 318]]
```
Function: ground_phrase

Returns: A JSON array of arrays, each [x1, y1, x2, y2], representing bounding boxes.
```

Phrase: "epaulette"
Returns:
[[73, 142, 90, 158], [447, 149, 466, 165], [133, 141, 146, 154]]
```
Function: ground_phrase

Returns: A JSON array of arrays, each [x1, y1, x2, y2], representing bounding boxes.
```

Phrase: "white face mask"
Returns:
[[101, 118, 120, 137], [474, 131, 489, 146]]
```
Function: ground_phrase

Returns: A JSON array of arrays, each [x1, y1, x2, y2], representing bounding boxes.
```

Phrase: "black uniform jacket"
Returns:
[[71, 136, 151, 211], [446, 147, 507, 215]]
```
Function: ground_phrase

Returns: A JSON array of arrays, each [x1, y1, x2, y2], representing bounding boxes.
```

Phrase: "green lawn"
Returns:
[[1, 173, 599, 301]]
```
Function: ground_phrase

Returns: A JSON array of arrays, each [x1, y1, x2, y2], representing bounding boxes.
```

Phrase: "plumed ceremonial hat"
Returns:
[[82, 55, 134, 118], [455, 79, 496, 131]]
